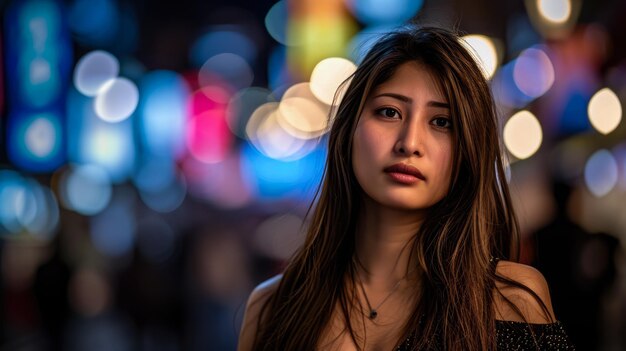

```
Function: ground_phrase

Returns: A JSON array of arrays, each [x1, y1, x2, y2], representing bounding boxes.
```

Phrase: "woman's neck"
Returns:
[[354, 199, 424, 287]]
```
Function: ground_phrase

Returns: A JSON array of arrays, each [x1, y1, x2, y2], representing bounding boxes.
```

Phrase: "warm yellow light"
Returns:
[[245, 102, 279, 141], [277, 83, 330, 139], [588, 87, 622, 135], [246, 102, 309, 160], [460, 34, 498, 79], [309, 57, 356, 105], [278, 98, 327, 138], [504, 110, 543, 159], [256, 110, 308, 160], [537, 0, 571, 24]]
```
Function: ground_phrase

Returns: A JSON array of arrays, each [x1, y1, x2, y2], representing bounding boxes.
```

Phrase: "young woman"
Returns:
[[239, 26, 575, 350]]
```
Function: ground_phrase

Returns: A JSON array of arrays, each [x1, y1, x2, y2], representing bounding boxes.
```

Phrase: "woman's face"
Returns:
[[352, 61, 454, 212]]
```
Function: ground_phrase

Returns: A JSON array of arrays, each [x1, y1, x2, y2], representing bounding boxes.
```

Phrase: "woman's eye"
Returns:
[[377, 108, 400, 119], [432, 117, 452, 129]]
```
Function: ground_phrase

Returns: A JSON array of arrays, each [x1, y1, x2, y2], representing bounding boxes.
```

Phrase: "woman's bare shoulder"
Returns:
[[238, 274, 282, 351], [493, 260, 556, 323]]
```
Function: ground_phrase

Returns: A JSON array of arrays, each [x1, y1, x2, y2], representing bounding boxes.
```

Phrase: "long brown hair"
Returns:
[[252, 26, 550, 351]]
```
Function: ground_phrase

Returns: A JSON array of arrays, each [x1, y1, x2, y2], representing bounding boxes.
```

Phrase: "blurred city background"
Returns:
[[0, 0, 625, 350]]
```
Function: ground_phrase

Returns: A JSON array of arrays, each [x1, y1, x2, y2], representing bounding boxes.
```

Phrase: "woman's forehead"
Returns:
[[367, 61, 448, 104]]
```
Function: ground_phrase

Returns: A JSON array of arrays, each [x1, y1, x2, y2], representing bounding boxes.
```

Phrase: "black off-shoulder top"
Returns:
[[395, 319, 575, 350]]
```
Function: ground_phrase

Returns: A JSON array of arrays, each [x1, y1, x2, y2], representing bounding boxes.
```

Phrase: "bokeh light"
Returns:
[[139, 70, 189, 157], [16, 0, 62, 51], [226, 87, 276, 139], [0, 174, 60, 239], [537, 0, 571, 24], [277, 98, 327, 139], [251, 107, 308, 160], [68, 87, 138, 177], [186, 90, 232, 164], [82, 123, 135, 182], [24, 116, 57, 158], [525, 0, 581, 40], [584, 149, 618, 197], [245, 102, 278, 141], [8, 111, 64, 172], [73, 50, 119, 97], [240, 141, 326, 200], [588, 87, 622, 135], [0, 170, 28, 234], [19, 54, 62, 108], [199, 53, 253, 91], [7, 0, 70, 109], [345, 0, 424, 25], [460, 34, 498, 79], [309, 57, 356, 106], [504, 110, 543, 159], [246, 102, 317, 161], [491, 61, 533, 109], [288, 16, 358, 77], [60, 164, 112, 216], [199, 84, 232, 105], [513, 47, 555, 98], [94, 77, 139, 122], [277, 83, 331, 139], [265, 0, 290, 45]]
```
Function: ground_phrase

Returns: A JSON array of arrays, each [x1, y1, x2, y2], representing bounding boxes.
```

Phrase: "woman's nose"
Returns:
[[393, 121, 423, 157]]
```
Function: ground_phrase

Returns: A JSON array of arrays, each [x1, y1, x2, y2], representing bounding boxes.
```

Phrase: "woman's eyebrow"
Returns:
[[428, 101, 450, 109], [372, 92, 450, 109]]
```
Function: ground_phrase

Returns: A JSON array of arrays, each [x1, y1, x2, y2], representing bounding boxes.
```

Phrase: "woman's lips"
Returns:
[[383, 163, 426, 185]]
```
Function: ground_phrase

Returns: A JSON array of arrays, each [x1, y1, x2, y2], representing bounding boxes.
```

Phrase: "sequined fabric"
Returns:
[[396, 320, 575, 350], [494, 320, 575, 350]]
